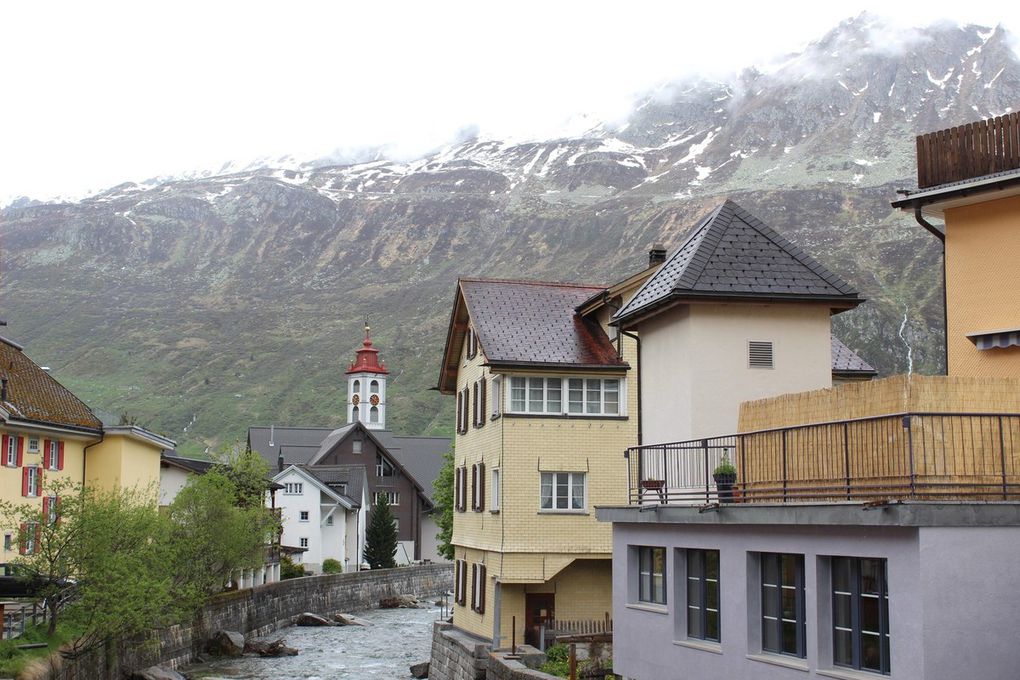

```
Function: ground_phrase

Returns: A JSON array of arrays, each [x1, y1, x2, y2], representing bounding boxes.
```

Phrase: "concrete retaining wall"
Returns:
[[52, 564, 452, 680], [429, 622, 571, 680]]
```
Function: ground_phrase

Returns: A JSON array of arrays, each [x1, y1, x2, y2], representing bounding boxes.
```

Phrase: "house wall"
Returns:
[[608, 520, 1020, 680], [159, 466, 191, 506], [451, 323, 637, 643], [275, 470, 353, 573], [944, 194, 1020, 378], [0, 428, 91, 562], [641, 303, 833, 444], [420, 514, 446, 563], [85, 433, 162, 499]]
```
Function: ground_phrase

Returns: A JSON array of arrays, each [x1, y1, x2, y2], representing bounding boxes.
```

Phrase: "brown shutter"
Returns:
[[479, 565, 486, 614], [456, 391, 463, 433], [454, 560, 462, 603], [57, 441, 65, 470], [480, 379, 487, 427], [16, 437, 23, 467], [455, 468, 463, 512], [478, 462, 485, 511], [471, 562, 478, 611], [471, 382, 477, 427]]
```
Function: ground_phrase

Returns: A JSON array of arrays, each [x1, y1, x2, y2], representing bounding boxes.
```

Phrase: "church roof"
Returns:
[[345, 324, 388, 375], [614, 199, 862, 326]]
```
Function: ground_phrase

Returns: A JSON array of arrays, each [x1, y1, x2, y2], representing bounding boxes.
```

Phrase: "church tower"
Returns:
[[346, 323, 389, 430]]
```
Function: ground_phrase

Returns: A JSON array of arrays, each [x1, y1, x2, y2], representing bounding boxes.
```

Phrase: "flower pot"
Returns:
[[713, 472, 737, 503]]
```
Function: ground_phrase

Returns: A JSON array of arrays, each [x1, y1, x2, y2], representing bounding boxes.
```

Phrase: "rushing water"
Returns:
[[186, 605, 442, 680]]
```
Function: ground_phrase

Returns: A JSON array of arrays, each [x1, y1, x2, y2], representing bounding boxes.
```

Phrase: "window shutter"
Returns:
[[454, 468, 460, 511], [34, 525, 40, 553], [480, 380, 487, 426], [456, 391, 463, 433], [454, 560, 460, 603], [42, 496, 49, 522], [43, 440, 50, 465], [480, 565, 486, 613], [38, 468, 43, 495], [1, 435, 8, 465], [16, 437, 23, 467], [21, 467, 29, 497], [471, 382, 478, 427], [18, 524, 27, 555], [57, 441, 64, 470], [471, 562, 478, 611], [54, 496, 61, 526], [478, 462, 485, 511]]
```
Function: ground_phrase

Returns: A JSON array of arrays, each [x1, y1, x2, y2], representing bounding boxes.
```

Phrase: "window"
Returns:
[[472, 378, 487, 428], [686, 549, 720, 642], [455, 466, 468, 512], [3, 434, 20, 467], [373, 491, 400, 506], [19, 523, 39, 556], [832, 557, 890, 675], [27, 438, 39, 454], [283, 482, 303, 495], [299, 537, 309, 548], [471, 463, 485, 511], [3, 534, 11, 551], [567, 378, 620, 415], [352, 379, 361, 396], [299, 511, 309, 522], [638, 546, 666, 605], [511, 377, 562, 414], [393, 518, 399, 532], [467, 327, 478, 360], [540, 472, 585, 511], [457, 387, 470, 434], [454, 559, 468, 605], [491, 376, 502, 417], [326, 515, 334, 526], [22, 466, 40, 498], [490, 468, 500, 512], [370, 406, 380, 423], [749, 341, 774, 369], [471, 563, 487, 613], [376, 454, 394, 478], [370, 379, 379, 394], [761, 553, 805, 658], [353, 435, 363, 454], [43, 496, 58, 525], [352, 405, 360, 422], [46, 440, 62, 471]]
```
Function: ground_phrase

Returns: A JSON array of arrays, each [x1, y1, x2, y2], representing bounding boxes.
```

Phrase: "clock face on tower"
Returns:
[[351, 394, 360, 406], [369, 394, 380, 406]]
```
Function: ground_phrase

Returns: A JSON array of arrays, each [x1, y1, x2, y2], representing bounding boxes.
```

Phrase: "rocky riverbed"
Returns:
[[185, 604, 442, 679]]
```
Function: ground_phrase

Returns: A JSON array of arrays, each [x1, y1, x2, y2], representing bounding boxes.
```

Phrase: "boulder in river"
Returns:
[[295, 612, 334, 626], [206, 630, 246, 657], [334, 612, 372, 626], [379, 594, 424, 609], [245, 638, 299, 657], [410, 660, 430, 678]]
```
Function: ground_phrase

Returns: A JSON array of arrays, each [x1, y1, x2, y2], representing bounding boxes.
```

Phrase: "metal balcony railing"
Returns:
[[626, 412, 1020, 505]]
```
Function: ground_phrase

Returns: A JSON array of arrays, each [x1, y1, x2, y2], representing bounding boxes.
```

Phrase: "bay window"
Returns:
[[508, 376, 623, 416]]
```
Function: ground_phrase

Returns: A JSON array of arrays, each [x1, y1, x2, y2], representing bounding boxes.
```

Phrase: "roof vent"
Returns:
[[748, 341, 774, 369], [649, 244, 667, 267]]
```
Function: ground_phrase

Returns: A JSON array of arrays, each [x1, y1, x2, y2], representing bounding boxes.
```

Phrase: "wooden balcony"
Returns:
[[916, 111, 1020, 189], [627, 412, 1020, 505]]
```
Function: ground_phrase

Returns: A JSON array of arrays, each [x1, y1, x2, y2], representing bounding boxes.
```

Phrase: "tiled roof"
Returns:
[[0, 337, 102, 432], [302, 464, 366, 509], [831, 336, 877, 375], [160, 454, 214, 474], [375, 431, 449, 503], [615, 200, 861, 324], [248, 425, 336, 468], [461, 279, 627, 369]]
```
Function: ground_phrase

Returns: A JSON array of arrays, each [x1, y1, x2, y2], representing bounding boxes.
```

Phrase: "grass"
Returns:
[[0, 614, 87, 676]]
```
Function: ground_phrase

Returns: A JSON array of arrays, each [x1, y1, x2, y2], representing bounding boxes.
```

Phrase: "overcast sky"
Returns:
[[1, 1, 1017, 202]]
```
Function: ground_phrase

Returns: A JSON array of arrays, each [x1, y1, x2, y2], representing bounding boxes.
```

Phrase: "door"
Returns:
[[525, 593, 555, 648]]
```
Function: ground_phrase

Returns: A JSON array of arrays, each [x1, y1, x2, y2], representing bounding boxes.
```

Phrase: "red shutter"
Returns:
[[38, 468, 43, 495], [54, 496, 61, 526], [16, 437, 23, 467], [57, 441, 64, 470], [1, 435, 8, 465], [21, 467, 29, 497], [34, 525, 40, 553], [42, 496, 49, 522], [18, 524, 27, 555], [43, 440, 50, 467]]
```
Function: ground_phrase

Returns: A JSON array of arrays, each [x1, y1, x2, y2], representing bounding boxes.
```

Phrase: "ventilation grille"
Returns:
[[748, 341, 774, 368]]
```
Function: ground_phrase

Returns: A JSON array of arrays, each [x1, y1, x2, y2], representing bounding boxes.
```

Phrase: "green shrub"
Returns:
[[280, 555, 306, 580], [322, 558, 343, 574], [540, 644, 570, 677]]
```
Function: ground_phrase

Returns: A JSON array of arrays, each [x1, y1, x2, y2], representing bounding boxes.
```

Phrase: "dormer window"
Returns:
[[467, 328, 478, 360]]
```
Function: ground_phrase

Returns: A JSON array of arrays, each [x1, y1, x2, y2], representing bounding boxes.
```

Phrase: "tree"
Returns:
[[432, 447, 454, 560], [363, 495, 398, 569]]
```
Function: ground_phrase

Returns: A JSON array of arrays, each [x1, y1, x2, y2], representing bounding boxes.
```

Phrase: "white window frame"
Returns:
[[352, 436, 363, 454], [491, 468, 501, 512], [299, 537, 308, 548], [47, 440, 59, 471], [5, 436, 16, 467], [27, 438, 39, 454], [284, 482, 303, 495], [373, 491, 400, 506], [491, 376, 502, 417], [539, 471, 586, 512], [26, 466, 40, 497], [299, 511, 309, 522], [508, 376, 624, 416], [45, 495, 58, 524]]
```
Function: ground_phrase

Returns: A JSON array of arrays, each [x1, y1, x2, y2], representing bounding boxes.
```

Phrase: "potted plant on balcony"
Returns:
[[712, 454, 738, 503]]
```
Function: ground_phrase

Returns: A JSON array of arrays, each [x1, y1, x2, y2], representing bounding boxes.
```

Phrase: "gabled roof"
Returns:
[[374, 431, 449, 504], [0, 336, 102, 433], [438, 278, 628, 394], [160, 454, 214, 475], [248, 425, 335, 467], [614, 200, 862, 327], [302, 464, 366, 509], [272, 464, 357, 510], [831, 336, 878, 377]]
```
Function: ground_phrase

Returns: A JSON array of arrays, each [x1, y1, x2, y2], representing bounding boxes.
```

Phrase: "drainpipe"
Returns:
[[621, 330, 642, 446], [913, 206, 949, 375], [82, 431, 105, 487]]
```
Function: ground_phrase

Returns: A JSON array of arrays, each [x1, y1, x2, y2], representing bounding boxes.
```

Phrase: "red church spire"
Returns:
[[345, 322, 389, 375]]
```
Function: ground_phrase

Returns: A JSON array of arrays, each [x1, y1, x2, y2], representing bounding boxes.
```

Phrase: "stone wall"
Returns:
[[429, 622, 570, 680], [52, 564, 452, 680]]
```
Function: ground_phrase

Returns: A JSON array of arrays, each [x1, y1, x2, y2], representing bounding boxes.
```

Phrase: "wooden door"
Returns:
[[525, 593, 555, 648]]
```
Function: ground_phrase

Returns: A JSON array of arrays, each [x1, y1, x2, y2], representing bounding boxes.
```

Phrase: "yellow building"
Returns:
[[0, 336, 174, 560], [438, 274, 648, 648], [893, 111, 1020, 378]]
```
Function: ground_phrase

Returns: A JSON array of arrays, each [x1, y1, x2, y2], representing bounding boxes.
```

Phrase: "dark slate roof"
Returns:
[[461, 279, 627, 369], [375, 432, 449, 503], [831, 336, 877, 376], [303, 464, 366, 509], [160, 454, 215, 474], [0, 336, 102, 432], [248, 425, 335, 468], [614, 200, 862, 325]]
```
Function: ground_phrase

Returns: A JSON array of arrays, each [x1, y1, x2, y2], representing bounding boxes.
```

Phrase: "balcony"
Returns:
[[916, 111, 1020, 189], [627, 412, 1020, 505]]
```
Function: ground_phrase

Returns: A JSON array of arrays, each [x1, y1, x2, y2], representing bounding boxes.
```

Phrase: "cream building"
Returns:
[[438, 276, 646, 647]]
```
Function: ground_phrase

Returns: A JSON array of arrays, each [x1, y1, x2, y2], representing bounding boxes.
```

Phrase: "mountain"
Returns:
[[2, 15, 1018, 455]]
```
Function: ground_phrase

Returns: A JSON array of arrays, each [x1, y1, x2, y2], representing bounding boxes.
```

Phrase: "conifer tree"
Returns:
[[364, 495, 398, 569]]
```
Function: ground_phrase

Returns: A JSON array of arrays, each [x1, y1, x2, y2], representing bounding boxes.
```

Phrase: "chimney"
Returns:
[[1, 377, 7, 403], [649, 243, 667, 267], [278, 450, 284, 473]]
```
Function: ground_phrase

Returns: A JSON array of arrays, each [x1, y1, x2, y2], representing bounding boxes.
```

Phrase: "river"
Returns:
[[186, 604, 443, 680]]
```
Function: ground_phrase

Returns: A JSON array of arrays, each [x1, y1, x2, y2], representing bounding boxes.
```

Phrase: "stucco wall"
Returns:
[[945, 194, 1020, 378], [85, 433, 161, 498], [641, 303, 833, 444], [53, 563, 452, 680], [608, 519, 1020, 680]]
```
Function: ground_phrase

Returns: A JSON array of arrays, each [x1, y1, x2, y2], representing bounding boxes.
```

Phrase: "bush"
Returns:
[[540, 644, 570, 677], [280, 556, 306, 580], [322, 558, 343, 574]]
